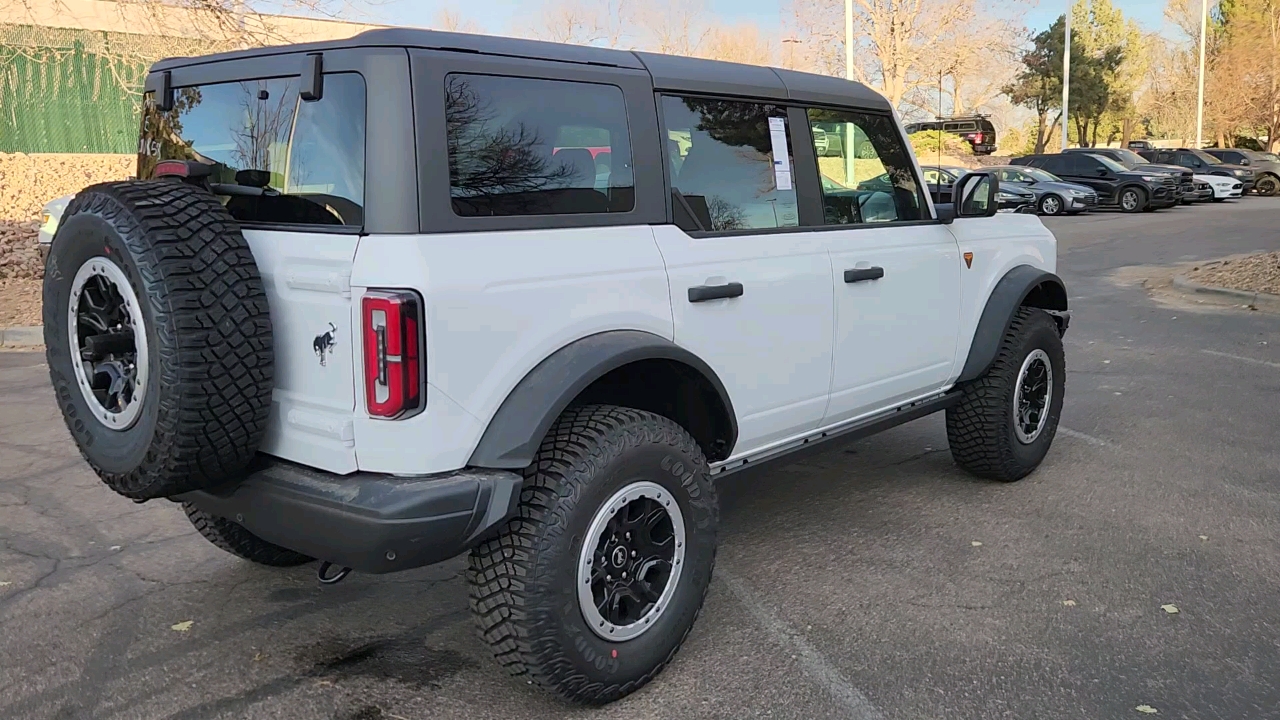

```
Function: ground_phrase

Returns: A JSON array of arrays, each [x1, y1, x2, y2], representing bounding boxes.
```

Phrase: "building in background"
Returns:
[[0, 0, 385, 153]]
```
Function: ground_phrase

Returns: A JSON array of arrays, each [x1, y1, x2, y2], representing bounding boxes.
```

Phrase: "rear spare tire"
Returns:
[[43, 181, 273, 501]]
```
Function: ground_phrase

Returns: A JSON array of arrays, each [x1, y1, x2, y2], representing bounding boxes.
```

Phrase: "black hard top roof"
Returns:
[[151, 27, 892, 112]]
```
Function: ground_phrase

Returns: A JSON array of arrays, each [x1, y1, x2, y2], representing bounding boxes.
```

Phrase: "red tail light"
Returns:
[[362, 290, 425, 419]]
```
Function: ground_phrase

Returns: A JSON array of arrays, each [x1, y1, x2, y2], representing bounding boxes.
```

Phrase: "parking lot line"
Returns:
[[718, 567, 886, 720], [1058, 427, 1111, 447], [1201, 349, 1280, 370]]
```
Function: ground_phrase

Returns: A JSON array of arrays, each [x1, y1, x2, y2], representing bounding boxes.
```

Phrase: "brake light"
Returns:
[[362, 291, 424, 419]]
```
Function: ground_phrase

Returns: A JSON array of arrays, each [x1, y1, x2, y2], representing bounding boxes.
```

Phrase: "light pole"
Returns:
[[1195, 0, 1208, 147], [844, 0, 855, 81], [1061, 3, 1071, 150], [845, 0, 855, 185]]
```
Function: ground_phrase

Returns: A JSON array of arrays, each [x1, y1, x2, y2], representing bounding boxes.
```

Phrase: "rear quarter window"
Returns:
[[139, 73, 367, 228]]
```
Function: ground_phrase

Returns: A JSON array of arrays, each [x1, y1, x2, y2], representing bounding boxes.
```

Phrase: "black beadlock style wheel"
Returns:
[[946, 308, 1066, 482], [468, 405, 718, 705], [43, 181, 274, 501]]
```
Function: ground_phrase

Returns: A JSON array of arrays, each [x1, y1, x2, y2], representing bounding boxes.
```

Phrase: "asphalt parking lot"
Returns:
[[3, 198, 1280, 720]]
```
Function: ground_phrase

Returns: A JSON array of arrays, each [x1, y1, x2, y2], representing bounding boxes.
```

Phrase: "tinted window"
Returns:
[[943, 122, 976, 132], [139, 74, 366, 227], [1041, 155, 1074, 175], [662, 96, 797, 232], [805, 109, 924, 225], [1177, 152, 1204, 168], [445, 74, 634, 217]]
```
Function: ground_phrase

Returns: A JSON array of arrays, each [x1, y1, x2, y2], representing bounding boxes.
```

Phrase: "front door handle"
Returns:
[[844, 267, 885, 283], [688, 282, 744, 303]]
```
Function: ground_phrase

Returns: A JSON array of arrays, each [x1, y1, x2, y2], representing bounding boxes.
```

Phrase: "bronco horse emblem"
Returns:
[[313, 323, 337, 366]]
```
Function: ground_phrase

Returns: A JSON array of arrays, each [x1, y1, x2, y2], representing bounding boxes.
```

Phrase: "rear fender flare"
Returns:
[[467, 331, 737, 469]]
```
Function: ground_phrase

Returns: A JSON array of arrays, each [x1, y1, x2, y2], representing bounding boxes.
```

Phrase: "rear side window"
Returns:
[[661, 96, 798, 232], [139, 73, 366, 228], [445, 74, 634, 217]]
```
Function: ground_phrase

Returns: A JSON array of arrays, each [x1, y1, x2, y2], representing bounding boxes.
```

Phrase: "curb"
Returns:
[[0, 326, 43, 347], [1172, 275, 1280, 311]]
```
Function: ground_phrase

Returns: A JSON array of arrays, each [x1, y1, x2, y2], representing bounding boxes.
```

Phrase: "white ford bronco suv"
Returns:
[[43, 29, 1068, 705]]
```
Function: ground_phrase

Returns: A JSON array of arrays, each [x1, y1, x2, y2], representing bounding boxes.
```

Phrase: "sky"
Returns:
[[365, 0, 1179, 39]]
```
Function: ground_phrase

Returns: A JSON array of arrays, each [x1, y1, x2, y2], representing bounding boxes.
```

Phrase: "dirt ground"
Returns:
[[1184, 252, 1280, 296]]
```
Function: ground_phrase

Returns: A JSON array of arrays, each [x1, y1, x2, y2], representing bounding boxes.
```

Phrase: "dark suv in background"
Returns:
[[904, 115, 997, 155], [1138, 148, 1255, 194], [1204, 148, 1280, 196], [1064, 147, 1197, 203], [1013, 152, 1178, 212]]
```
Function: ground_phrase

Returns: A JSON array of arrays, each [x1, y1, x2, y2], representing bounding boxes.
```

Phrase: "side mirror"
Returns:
[[953, 171, 999, 218], [1096, 167, 1108, 176], [935, 203, 956, 224], [1240, 158, 1251, 166]]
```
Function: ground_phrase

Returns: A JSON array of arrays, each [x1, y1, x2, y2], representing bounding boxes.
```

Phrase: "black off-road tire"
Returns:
[[183, 504, 313, 567], [467, 405, 718, 705], [946, 308, 1066, 482], [1255, 174, 1278, 197], [43, 181, 273, 501]]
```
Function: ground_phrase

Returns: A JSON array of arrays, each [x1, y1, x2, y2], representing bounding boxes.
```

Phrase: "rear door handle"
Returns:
[[844, 267, 885, 283], [688, 282, 744, 303]]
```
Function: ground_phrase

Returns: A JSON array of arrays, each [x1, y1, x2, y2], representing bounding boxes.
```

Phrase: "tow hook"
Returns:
[[317, 561, 352, 585]]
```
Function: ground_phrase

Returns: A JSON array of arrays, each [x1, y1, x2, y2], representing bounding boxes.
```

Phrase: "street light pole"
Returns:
[[845, 0, 854, 81], [1061, 4, 1071, 151], [1195, 0, 1208, 147]]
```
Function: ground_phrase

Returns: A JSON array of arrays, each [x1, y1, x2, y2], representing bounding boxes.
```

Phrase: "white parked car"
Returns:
[[37, 194, 73, 260], [1195, 173, 1244, 201], [41, 29, 1070, 706]]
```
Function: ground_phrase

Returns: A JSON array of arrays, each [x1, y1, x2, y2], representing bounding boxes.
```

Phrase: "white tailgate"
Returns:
[[245, 229, 360, 474]]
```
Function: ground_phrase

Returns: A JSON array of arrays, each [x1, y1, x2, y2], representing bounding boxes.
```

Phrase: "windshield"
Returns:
[[1019, 167, 1061, 182], [1111, 149, 1147, 167], [1189, 149, 1222, 165], [1093, 155, 1129, 173]]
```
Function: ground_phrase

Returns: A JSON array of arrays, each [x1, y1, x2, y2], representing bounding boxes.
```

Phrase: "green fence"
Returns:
[[0, 24, 213, 154]]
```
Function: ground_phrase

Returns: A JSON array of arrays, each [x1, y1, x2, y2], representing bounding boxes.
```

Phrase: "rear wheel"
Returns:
[[1037, 194, 1064, 216], [946, 308, 1066, 482], [1119, 187, 1145, 213], [468, 405, 718, 704]]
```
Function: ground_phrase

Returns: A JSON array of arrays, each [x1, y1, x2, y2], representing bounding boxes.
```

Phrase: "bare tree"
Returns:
[[435, 9, 483, 34], [699, 23, 775, 65], [786, 0, 1027, 114]]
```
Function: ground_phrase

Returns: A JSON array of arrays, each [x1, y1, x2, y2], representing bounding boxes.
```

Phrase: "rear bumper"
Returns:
[[178, 460, 523, 574]]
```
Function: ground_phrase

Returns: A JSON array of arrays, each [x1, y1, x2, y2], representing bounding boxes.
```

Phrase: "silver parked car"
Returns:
[[989, 165, 1098, 215]]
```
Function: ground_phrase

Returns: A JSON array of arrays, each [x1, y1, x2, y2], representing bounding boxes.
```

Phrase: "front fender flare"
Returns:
[[958, 265, 1068, 383], [467, 330, 737, 469]]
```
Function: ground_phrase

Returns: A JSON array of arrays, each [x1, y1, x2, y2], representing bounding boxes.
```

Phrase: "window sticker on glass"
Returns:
[[768, 117, 792, 191]]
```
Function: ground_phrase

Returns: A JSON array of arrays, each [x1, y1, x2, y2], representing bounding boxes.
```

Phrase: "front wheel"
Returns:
[[947, 308, 1066, 482], [1119, 187, 1144, 213], [1037, 194, 1064, 216], [1255, 174, 1278, 197], [468, 405, 718, 704]]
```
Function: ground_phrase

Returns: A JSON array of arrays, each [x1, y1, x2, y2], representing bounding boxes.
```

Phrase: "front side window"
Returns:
[[445, 74, 634, 217], [662, 96, 797, 232], [806, 108, 923, 225], [139, 73, 366, 227]]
